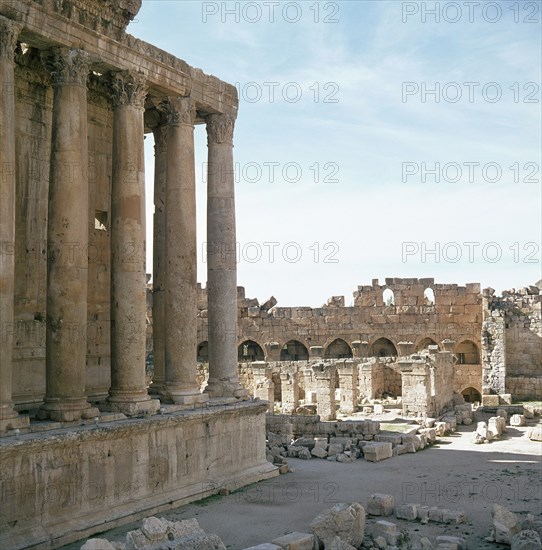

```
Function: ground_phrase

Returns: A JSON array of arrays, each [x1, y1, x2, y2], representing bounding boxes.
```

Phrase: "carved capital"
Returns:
[[206, 113, 236, 146], [0, 16, 22, 61], [42, 48, 90, 87], [153, 125, 168, 154], [159, 97, 196, 126], [110, 70, 147, 108]]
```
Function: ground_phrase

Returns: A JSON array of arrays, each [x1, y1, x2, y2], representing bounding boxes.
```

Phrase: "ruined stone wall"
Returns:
[[196, 278, 483, 364], [482, 285, 541, 400]]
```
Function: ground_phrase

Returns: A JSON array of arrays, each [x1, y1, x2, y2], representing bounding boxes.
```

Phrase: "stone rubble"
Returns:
[[81, 517, 226, 550]]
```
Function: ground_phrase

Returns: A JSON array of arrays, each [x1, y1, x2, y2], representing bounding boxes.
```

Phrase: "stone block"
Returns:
[[435, 535, 467, 550], [298, 448, 312, 460], [482, 395, 500, 406], [367, 494, 395, 517], [336, 453, 355, 463], [243, 545, 282, 550], [492, 504, 521, 544], [141, 516, 169, 542], [497, 408, 508, 421], [328, 443, 344, 456], [428, 506, 443, 522], [309, 502, 365, 549], [311, 446, 328, 458], [528, 427, 542, 441], [81, 540, 116, 550], [330, 437, 352, 447], [417, 505, 430, 523], [328, 536, 357, 550], [271, 532, 314, 550], [510, 414, 526, 426], [395, 504, 417, 520], [362, 442, 392, 462], [511, 530, 542, 550], [442, 509, 467, 525], [373, 520, 398, 546], [374, 433, 402, 445]]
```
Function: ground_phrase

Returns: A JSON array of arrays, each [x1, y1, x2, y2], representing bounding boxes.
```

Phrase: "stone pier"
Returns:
[[337, 359, 359, 414], [312, 363, 337, 421], [252, 362, 275, 409], [280, 366, 300, 413]]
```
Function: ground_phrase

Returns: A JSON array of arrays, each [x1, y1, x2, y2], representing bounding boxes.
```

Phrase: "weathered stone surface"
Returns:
[[311, 446, 328, 458], [435, 535, 467, 550], [362, 442, 392, 462], [373, 520, 397, 546], [309, 503, 365, 549], [327, 535, 357, 550], [511, 530, 542, 550], [271, 532, 314, 550], [81, 539, 117, 550], [510, 414, 526, 426], [492, 504, 521, 544], [367, 494, 395, 517], [527, 427, 542, 441], [395, 504, 417, 520]]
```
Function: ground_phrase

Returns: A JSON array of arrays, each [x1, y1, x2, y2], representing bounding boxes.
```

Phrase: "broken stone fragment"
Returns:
[[373, 520, 398, 546], [492, 504, 521, 544], [80, 539, 116, 550], [510, 414, 526, 426], [511, 529, 542, 550], [435, 535, 467, 549], [271, 532, 314, 550], [367, 494, 395, 517], [309, 502, 365, 549]]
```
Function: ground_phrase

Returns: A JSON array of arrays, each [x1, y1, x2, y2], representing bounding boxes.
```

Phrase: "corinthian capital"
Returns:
[[206, 113, 236, 146], [0, 16, 22, 61], [42, 47, 91, 86], [159, 97, 197, 126], [110, 70, 147, 108]]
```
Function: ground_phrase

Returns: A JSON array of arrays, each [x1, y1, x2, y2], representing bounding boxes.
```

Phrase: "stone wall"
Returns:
[[0, 402, 276, 550]]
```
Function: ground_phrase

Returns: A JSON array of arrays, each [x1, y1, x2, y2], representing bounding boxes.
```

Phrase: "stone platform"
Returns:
[[0, 400, 278, 550]]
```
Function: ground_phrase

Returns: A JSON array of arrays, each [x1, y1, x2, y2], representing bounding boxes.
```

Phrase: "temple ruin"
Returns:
[[0, 1, 276, 548]]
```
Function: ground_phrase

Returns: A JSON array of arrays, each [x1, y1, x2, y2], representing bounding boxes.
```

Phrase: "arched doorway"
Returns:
[[455, 340, 480, 364], [462, 387, 481, 403], [324, 338, 353, 359], [238, 340, 265, 362], [369, 337, 398, 357], [280, 340, 309, 361], [416, 337, 438, 352]]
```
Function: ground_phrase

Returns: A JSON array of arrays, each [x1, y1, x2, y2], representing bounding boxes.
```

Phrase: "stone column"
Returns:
[[0, 17, 28, 431], [205, 113, 247, 399], [107, 70, 159, 415], [280, 366, 299, 414], [39, 48, 97, 422], [161, 97, 207, 405], [312, 364, 337, 421], [149, 124, 167, 395], [337, 359, 359, 414]]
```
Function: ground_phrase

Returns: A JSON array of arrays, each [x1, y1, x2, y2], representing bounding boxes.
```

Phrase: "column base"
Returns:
[[0, 409, 30, 432], [164, 387, 209, 406], [103, 394, 160, 416], [205, 377, 250, 399], [148, 380, 165, 396], [38, 399, 99, 422]]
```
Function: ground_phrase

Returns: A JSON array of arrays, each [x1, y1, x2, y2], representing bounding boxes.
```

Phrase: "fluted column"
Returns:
[[205, 113, 248, 399], [0, 17, 29, 431], [160, 97, 208, 405], [107, 70, 159, 415], [38, 48, 98, 421], [150, 124, 167, 394]]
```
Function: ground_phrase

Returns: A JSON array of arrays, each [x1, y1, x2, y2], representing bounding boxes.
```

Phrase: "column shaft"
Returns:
[[205, 114, 247, 399], [0, 17, 28, 430], [162, 97, 207, 405], [107, 70, 159, 415], [150, 125, 167, 394], [40, 47, 96, 422]]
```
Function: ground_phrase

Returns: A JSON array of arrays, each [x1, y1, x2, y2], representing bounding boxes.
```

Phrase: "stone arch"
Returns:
[[197, 341, 208, 362], [416, 337, 438, 352], [324, 338, 353, 359], [280, 340, 309, 361], [424, 287, 435, 305], [238, 340, 265, 362], [383, 288, 395, 306], [455, 340, 480, 364], [461, 386, 481, 403], [369, 337, 398, 357]]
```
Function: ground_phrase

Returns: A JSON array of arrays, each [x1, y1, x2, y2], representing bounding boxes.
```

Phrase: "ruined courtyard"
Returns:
[[0, 1, 541, 549]]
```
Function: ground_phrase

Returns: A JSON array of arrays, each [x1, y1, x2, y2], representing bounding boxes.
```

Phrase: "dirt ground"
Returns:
[[63, 412, 541, 549]]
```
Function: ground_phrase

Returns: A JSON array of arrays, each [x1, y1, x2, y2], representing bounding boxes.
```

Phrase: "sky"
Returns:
[[128, 0, 542, 307]]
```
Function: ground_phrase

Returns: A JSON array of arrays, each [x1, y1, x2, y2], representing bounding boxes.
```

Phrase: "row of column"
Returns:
[[0, 22, 245, 427]]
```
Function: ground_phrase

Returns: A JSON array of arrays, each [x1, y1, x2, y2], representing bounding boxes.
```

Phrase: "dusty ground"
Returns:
[[63, 412, 541, 549]]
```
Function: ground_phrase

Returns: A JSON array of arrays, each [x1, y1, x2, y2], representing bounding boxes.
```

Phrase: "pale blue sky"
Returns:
[[130, 1, 542, 306]]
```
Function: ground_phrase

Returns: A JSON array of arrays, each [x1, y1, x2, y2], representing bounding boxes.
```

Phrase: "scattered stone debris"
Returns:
[[81, 517, 226, 550], [309, 503, 366, 549], [511, 529, 542, 550], [491, 504, 521, 544]]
